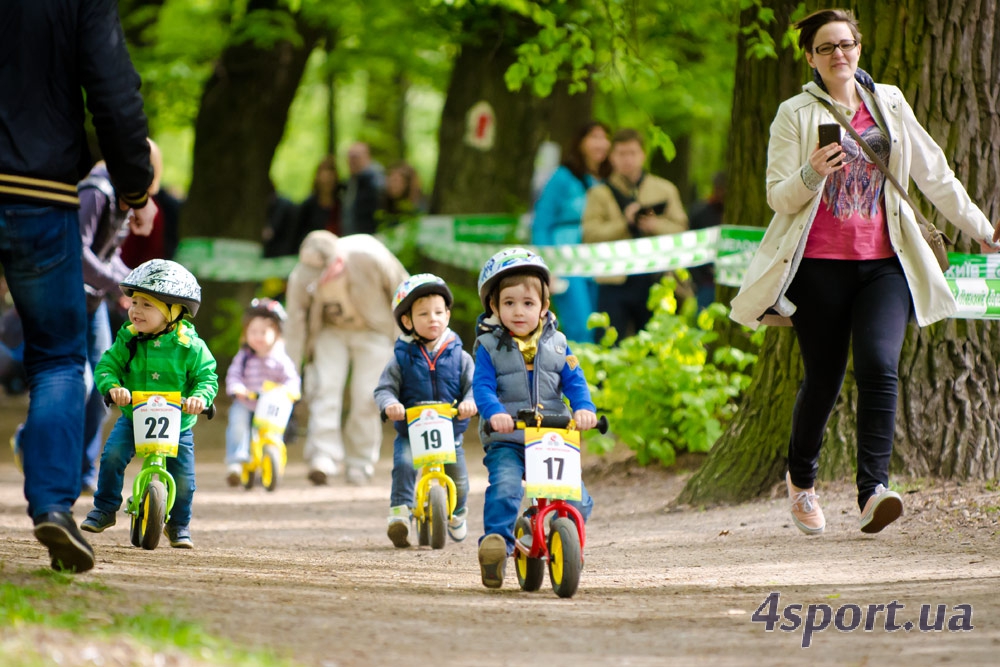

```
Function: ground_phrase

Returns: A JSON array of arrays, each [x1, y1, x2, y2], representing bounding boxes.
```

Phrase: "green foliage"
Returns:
[[575, 274, 758, 467]]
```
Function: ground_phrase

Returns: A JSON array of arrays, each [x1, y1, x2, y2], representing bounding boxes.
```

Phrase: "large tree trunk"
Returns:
[[682, 0, 1000, 505], [183, 4, 323, 242], [430, 11, 548, 214]]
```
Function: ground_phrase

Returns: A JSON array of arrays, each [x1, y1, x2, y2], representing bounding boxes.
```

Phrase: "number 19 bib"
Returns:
[[132, 391, 182, 457], [524, 427, 582, 500], [406, 403, 456, 468]]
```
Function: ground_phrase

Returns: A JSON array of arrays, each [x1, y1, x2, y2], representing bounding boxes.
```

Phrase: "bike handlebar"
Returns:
[[483, 414, 608, 436], [103, 392, 216, 420]]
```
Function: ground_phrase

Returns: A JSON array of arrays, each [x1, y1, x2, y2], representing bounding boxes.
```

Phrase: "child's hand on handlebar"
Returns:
[[457, 400, 477, 419], [489, 413, 515, 434], [385, 403, 405, 421], [183, 396, 206, 414], [109, 387, 131, 406], [573, 409, 597, 431]]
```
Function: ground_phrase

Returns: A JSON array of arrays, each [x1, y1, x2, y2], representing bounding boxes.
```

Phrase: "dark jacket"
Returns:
[[0, 0, 152, 208]]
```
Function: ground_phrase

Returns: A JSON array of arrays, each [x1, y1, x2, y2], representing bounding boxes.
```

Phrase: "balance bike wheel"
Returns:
[[417, 512, 430, 546], [548, 517, 582, 598], [138, 481, 166, 550], [128, 497, 141, 547], [242, 463, 255, 490], [262, 446, 281, 492], [429, 485, 447, 550], [514, 516, 545, 591]]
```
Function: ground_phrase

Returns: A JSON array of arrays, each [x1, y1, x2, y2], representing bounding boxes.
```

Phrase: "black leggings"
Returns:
[[784, 257, 913, 510]]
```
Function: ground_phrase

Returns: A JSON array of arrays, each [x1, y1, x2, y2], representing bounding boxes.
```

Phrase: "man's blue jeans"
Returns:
[[391, 432, 469, 511], [93, 415, 197, 528], [82, 301, 113, 488], [0, 204, 87, 518], [481, 441, 594, 554]]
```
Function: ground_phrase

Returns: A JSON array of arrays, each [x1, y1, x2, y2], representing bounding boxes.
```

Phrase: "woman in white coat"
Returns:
[[730, 9, 999, 536]]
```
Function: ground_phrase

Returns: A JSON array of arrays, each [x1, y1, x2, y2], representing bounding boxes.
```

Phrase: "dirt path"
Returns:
[[1, 395, 999, 666]]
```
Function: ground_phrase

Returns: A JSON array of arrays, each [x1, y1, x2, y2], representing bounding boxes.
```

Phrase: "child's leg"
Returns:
[[165, 429, 196, 528], [481, 443, 525, 554], [224, 401, 253, 465], [92, 415, 137, 514], [569, 480, 594, 522], [390, 433, 416, 508], [445, 437, 470, 512]]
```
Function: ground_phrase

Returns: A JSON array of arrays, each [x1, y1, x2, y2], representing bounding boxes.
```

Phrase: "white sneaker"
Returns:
[[448, 507, 468, 542], [860, 484, 903, 534], [226, 464, 242, 487], [387, 505, 411, 548]]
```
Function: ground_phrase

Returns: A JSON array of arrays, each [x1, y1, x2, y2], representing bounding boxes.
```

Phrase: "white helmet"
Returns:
[[392, 274, 453, 332], [120, 259, 202, 318], [477, 247, 550, 315]]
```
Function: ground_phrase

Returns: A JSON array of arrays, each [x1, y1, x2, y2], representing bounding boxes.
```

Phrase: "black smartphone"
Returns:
[[818, 123, 842, 161], [636, 201, 668, 217]]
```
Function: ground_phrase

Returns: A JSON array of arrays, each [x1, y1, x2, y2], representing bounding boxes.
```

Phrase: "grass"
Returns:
[[0, 569, 299, 667]]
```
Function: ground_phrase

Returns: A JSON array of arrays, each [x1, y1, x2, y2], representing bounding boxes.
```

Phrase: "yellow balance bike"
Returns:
[[241, 380, 298, 492], [126, 391, 215, 550], [405, 402, 460, 549]]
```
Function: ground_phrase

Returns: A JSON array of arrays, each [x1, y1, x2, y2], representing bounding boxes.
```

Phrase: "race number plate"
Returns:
[[253, 381, 294, 434], [524, 427, 582, 500], [132, 391, 182, 457], [406, 403, 456, 468]]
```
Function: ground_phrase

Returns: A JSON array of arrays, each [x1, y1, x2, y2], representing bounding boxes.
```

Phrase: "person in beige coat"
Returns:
[[731, 9, 999, 537], [582, 128, 687, 339], [285, 230, 409, 485]]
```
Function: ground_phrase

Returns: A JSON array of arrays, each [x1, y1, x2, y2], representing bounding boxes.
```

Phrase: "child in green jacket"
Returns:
[[81, 260, 217, 549]]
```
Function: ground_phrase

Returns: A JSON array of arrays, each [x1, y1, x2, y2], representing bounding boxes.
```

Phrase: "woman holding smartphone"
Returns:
[[731, 8, 999, 536]]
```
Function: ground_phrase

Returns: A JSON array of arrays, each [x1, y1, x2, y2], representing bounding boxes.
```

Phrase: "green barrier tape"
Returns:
[[174, 219, 1000, 319]]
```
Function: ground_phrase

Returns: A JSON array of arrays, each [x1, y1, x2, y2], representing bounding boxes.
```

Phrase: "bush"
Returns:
[[574, 273, 759, 467]]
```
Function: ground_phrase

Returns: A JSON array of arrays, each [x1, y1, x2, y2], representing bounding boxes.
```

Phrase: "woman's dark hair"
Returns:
[[562, 121, 612, 181], [794, 9, 862, 53], [311, 155, 338, 197]]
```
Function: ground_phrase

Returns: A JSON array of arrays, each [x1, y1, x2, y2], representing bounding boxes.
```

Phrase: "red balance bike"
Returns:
[[488, 409, 608, 598]]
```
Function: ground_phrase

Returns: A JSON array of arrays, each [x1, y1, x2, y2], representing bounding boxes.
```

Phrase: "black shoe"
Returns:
[[33, 512, 95, 573]]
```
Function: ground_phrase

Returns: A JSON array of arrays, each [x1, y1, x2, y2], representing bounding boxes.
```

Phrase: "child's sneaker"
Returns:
[[860, 484, 903, 534], [478, 534, 508, 589], [80, 509, 116, 533], [226, 464, 242, 487], [786, 472, 824, 535], [165, 525, 194, 549], [387, 505, 411, 548], [448, 507, 468, 542]]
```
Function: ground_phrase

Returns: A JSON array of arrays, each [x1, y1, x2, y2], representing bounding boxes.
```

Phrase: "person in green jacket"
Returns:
[[81, 260, 217, 549]]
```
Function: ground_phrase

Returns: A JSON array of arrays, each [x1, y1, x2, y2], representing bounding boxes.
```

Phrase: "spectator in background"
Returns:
[[118, 140, 180, 267], [381, 161, 428, 229], [342, 142, 385, 235], [582, 128, 688, 340], [532, 121, 611, 343], [687, 171, 726, 310], [262, 181, 300, 258], [0, 0, 156, 573], [296, 156, 342, 242]]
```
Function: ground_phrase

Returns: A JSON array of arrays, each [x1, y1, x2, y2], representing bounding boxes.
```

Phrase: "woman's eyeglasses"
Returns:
[[814, 40, 859, 56]]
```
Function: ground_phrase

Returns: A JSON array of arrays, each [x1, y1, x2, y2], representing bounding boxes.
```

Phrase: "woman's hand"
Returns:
[[979, 238, 1000, 254], [457, 400, 477, 419], [489, 413, 514, 434], [809, 143, 845, 178], [384, 403, 405, 421], [109, 387, 131, 406]]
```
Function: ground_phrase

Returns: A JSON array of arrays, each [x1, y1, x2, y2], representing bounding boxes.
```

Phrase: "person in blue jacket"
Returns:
[[531, 121, 611, 343]]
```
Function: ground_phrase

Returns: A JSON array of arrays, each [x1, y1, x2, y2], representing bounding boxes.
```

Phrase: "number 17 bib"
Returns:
[[524, 427, 582, 500]]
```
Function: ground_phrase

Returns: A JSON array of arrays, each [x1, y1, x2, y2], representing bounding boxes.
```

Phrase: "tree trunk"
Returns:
[[183, 6, 322, 242], [430, 11, 547, 214], [682, 0, 1000, 504]]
